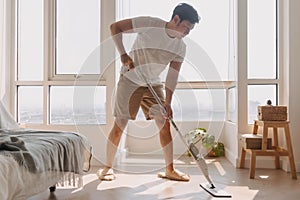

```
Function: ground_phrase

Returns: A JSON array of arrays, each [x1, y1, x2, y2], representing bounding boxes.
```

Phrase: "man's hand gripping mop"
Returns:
[[133, 66, 232, 198]]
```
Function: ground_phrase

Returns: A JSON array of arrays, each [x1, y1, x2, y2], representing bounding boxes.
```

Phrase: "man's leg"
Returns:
[[97, 117, 128, 181], [155, 117, 174, 171], [154, 116, 190, 181]]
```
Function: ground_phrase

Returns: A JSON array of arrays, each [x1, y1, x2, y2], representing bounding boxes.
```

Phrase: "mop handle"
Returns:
[[134, 67, 214, 186], [134, 67, 189, 147]]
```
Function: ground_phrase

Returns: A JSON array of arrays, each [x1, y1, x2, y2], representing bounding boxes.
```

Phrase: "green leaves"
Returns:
[[201, 134, 215, 149], [186, 128, 216, 149]]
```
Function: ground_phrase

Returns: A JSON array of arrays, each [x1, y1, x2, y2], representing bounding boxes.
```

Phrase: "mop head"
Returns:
[[188, 143, 232, 198], [200, 183, 232, 198]]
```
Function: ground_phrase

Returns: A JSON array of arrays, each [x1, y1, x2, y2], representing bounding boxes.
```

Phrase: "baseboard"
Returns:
[[281, 158, 300, 172], [236, 157, 280, 169], [224, 147, 237, 167], [234, 156, 300, 172]]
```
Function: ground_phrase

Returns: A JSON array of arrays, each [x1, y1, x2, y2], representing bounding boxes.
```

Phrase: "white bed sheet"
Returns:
[[0, 155, 66, 200]]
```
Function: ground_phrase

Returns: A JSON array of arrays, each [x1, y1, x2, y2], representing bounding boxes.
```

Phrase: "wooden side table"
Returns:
[[240, 120, 297, 179]]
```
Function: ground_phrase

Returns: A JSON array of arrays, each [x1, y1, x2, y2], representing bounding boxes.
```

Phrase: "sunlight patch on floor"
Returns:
[[224, 186, 259, 200], [259, 175, 269, 179], [214, 161, 226, 176]]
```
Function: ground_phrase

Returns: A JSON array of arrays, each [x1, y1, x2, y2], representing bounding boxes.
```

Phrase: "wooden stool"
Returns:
[[240, 120, 297, 179]]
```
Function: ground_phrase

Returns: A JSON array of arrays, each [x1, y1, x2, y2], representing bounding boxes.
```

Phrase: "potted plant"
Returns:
[[185, 128, 224, 157]]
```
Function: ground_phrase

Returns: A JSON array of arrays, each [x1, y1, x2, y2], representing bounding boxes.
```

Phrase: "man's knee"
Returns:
[[155, 117, 170, 133]]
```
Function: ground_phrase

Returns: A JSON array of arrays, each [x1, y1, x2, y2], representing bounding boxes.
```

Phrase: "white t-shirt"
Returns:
[[123, 16, 186, 85]]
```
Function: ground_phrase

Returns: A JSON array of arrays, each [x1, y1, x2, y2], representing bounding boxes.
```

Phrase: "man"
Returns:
[[98, 3, 199, 181]]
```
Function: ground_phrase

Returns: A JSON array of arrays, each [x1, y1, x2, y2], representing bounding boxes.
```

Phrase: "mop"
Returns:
[[132, 67, 232, 198]]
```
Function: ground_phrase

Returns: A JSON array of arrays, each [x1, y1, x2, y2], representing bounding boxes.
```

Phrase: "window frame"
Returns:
[[13, 0, 113, 128], [48, 0, 104, 82], [246, 0, 281, 125], [10, 0, 283, 128]]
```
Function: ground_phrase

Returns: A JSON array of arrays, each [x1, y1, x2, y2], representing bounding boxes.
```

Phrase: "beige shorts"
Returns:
[[113, 75, 165, 120]]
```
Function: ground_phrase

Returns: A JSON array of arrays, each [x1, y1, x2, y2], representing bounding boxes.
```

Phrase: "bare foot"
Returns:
[[97, 167, 115, 181], [158, 169, 190, 182]]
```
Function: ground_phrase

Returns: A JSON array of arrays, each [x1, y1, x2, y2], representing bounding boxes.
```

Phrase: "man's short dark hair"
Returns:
[[171, 3, 200, 24]]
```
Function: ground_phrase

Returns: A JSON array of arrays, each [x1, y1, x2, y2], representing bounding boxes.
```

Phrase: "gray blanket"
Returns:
[[0, 129, 90, 174], [0, 135, 36, 172]]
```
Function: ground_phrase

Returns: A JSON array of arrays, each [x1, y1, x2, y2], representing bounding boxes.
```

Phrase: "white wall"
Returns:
[[220, 122, 238, 166], [0, 0, 4, 94], [125, 121, 226, 156], [287, 0, 300, 171]]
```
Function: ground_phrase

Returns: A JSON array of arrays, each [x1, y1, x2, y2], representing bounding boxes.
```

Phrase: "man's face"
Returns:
[[176, 20, 195, 38]]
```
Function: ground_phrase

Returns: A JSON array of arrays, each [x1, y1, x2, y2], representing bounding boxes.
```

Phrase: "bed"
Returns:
[[0, 128, 92, 200], [0, 103, 92, 200]]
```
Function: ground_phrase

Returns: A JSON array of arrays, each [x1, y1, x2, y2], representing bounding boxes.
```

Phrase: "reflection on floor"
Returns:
[[29, 156, 300, 200]]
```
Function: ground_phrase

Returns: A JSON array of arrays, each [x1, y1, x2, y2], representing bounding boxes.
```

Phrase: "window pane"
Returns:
[[137, 89, 226, 121], [18, 0, 43, 80], [248, 85, 277, 124], [18, 86, 43, 124], [50, 86, 106, 124], [228, 87, 237, 123], [56, 0, 100, 74], [118, 0, 230, 81], [248, 0, 277, 79], [173, 89, 226, 121]]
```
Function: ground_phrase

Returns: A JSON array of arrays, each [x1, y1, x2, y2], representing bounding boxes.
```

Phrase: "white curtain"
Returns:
[[0, 0, 5, 100], [0, 0, 19, 129]]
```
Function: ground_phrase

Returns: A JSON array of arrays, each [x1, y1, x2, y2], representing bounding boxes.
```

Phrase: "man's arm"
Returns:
[[110, 19, 134, 68], [164, 61, 182, 118]]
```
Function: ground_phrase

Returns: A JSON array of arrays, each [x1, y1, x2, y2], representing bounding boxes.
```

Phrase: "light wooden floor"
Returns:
[[29, 156, 300, 200]]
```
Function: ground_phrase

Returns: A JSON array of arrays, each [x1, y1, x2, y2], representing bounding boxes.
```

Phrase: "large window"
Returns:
[[118, 0, 232, 121], [15, 0, 106, 125], [247, 0, 278, 124], [13, 0, 280, 126]]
